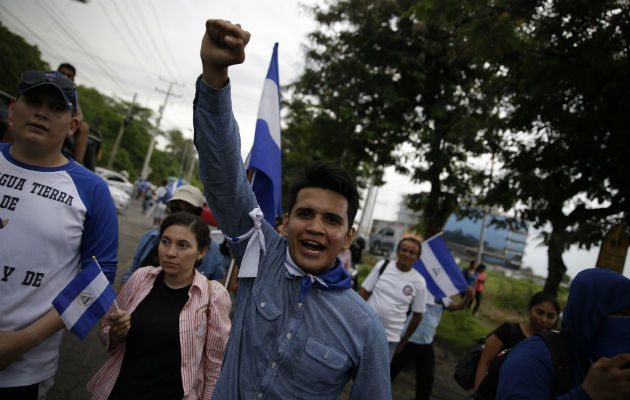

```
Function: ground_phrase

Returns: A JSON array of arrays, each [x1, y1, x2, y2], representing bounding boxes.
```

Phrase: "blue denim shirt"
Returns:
[[193, 77, 391, 400], [405, 300, 447, 345], [121, 228, 226, 283]]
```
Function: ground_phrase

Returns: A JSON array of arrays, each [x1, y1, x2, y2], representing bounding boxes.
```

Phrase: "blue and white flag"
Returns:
[[413, 233, 468, 300], [166, 178, 184, 198], [245, 43, 282, 226], [52, 259, 116, 339]]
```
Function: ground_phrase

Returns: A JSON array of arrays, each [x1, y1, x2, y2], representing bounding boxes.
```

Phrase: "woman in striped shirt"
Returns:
[[87, 213, 231, 399]]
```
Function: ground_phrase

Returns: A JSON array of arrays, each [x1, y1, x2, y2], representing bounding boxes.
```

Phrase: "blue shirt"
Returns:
[[193, 77, 391, 400], [463, 269, 476, 287], [121, 228, 226, 283], [404, 299, 450, 345]]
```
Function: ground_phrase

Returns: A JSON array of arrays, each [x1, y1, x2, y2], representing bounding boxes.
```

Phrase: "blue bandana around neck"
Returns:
[[284, 249, 352, 302]]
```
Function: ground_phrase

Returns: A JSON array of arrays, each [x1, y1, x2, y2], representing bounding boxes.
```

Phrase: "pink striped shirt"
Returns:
[[87, 267, 231, 399]]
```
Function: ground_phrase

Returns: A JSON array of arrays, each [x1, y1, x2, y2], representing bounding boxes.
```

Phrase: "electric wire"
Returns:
[[126, 0, 177, 80], [96, 0, 153, 77], [146, 0, 182, 78], [110, 0, 159, 71], [34, 0, 128, 93]]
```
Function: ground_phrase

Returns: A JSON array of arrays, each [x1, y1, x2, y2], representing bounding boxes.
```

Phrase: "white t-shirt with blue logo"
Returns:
[[363, 260, 428, 341]]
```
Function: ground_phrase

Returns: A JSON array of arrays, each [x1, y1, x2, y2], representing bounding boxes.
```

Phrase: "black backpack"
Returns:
[[469, 330, 573, 400]]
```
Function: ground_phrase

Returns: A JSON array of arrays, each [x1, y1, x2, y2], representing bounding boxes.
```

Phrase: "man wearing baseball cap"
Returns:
[[120, 184, 226, 289], [0, 71, 118, 399]]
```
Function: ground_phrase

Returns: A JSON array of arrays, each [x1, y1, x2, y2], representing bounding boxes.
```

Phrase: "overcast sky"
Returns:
[[1, 0, 627, 279]]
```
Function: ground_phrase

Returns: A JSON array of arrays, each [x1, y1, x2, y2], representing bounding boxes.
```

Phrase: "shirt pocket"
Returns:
[[252, 289, 282, 347], [294, 336, 350, 393]]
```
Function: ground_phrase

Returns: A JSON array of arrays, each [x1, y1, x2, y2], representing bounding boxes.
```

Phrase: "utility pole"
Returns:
[[140, 78, 183, 179], [185, 143, 196, 182], [107, 93, 137, 170]]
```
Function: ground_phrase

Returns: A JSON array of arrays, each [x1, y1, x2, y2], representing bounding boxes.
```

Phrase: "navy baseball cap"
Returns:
[[17, 71, 78, 111]]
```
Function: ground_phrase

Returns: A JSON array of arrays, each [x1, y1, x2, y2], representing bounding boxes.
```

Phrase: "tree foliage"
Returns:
[[284, 0, 493, 235], [0, 21, 50, 95], [463, 0, 630, 294]]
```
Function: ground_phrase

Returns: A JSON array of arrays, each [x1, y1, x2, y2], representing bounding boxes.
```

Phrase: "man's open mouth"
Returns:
[[301, 240, 326, 254]]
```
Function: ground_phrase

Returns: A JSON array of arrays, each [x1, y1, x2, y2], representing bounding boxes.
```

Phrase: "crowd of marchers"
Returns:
[[1, 18, 628, 400]]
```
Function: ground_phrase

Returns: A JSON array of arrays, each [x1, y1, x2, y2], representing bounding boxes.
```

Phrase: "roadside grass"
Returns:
[[355, 254, 569, 354]]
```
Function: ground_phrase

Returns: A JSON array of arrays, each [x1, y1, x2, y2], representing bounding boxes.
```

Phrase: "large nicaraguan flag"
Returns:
[[245, 43, 282, 226], [52, 259, 116, 339], [413, 233, 468, 300]]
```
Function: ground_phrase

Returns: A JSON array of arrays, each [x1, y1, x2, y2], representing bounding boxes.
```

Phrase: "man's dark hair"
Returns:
[[287, 162, 359, 231], [57, 63, 76, 75], [396, 237, 422, 256], [477, 263, 487, 272]]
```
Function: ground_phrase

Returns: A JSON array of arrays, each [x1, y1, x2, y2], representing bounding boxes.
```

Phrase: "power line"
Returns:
[[146, 0, 181, 77], [126, 1, 177, 79], [0, 4, 66, 64], [109, 0, 158, 70], [96, 0, 153, 76], [34, 0, 128, 93]]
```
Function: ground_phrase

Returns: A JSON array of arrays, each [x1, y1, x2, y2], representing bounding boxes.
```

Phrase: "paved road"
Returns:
[[48, 199, 469, 399]]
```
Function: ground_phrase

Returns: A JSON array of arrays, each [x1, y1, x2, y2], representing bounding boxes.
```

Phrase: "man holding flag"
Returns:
[[0, 71, 118, 399], [194, 19, 391, 399], [390, 233, 473, 400], [359, 237, 429, 361]]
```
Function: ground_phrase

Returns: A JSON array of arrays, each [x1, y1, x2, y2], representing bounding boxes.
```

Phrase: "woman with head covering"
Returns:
[[497, 268, 630, 399]]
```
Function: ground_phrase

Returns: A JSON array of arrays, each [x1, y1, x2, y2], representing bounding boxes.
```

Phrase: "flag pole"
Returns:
[[224, 259, 235, 289], [92, 256, 120, 312]]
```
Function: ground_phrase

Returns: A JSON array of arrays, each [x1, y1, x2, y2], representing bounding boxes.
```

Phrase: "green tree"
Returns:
[[0, 21, 50, 95], [465, 0, 630, 294], [284, 0, 494, 236]]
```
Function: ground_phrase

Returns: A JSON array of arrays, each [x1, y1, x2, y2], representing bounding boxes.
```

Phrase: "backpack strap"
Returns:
[[537, 330, 573, 396], [378, 260, 390, 277]]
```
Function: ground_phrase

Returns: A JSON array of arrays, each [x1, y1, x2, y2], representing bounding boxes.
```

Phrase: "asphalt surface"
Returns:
[[47, 198, 469, 399]]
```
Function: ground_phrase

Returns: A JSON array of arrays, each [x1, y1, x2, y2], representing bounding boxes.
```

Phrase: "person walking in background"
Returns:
[[391, 286, 474, 400], [463, 261, 477, 287], [473, 291, 560, 391], [463, 260, 477, 303], [87, 213, 231, 399], [0, 70, 118, 399], [471, 263, 486, 314], [150, 179, 169, 226], [141, 180, 153, 213], [57, 63, 91, 169], [359, 237, 429, 362]]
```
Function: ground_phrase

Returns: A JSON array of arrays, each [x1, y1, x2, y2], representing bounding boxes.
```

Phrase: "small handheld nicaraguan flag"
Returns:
[[52, 259, 116, 339], [245, 43, 282, 226], [413, 233, 468, 300]]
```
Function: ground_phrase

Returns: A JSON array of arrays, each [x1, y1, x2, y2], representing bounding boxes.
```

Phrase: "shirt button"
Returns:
[[286, 332, 292, 339], [271, 361, 277, 368], [297, 302, 303, 308], [257, 393, 263, 398], [260, 302, 266, 308], [324, 351, 329, 359]]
